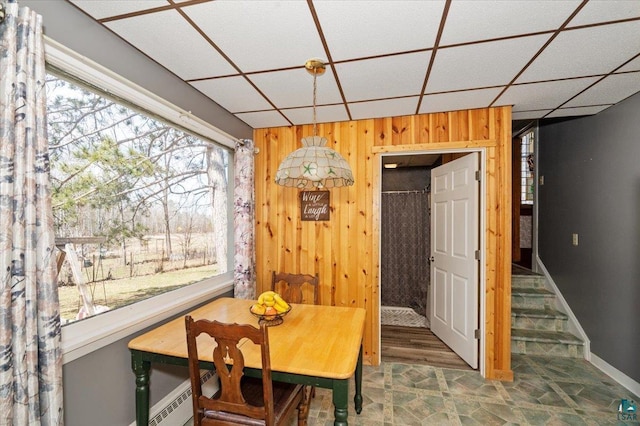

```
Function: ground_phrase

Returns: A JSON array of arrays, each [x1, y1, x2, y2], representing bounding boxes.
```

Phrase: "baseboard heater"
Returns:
[[129, 371, 218, 426]]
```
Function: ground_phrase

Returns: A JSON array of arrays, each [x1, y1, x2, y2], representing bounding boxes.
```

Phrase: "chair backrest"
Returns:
[[271, 272, 319, 305], [185, 315, 275, 425]]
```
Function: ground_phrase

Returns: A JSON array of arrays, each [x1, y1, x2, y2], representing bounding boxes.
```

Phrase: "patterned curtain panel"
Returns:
[[233, 139, 256, 299], [380, 191, 430, 315], [0, 2, 64, 424]]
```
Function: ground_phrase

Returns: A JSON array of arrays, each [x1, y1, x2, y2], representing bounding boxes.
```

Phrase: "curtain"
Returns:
[[0, 2, 64, 424], [233, 139, 256, 299], [380, 191, 430, 315]]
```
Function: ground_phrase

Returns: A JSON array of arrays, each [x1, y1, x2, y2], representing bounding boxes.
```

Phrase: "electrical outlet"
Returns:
[[572, 233, 579, 246]]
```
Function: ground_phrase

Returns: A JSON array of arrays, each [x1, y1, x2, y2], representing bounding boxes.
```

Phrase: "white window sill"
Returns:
[[61, 274, 234, 364]]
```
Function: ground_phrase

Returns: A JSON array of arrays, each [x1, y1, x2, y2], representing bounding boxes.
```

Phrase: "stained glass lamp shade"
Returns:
[[275, 136, 354, 189]]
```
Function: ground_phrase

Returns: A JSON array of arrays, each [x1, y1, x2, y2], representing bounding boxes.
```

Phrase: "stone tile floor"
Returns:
[[302, 354, 639, 425], [186, 354, 639, 425]]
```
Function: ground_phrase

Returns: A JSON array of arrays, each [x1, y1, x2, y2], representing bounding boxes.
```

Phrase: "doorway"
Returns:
[[512, 127, 536, 270], [379, 150, 484, 370]]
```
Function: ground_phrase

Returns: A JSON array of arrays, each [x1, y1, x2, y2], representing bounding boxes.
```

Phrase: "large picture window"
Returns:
[[47, 73, 231, 324], [44, 40, 237, 361]]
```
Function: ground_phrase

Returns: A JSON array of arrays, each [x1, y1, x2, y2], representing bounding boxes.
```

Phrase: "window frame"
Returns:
[[44, 38, 237, 364]]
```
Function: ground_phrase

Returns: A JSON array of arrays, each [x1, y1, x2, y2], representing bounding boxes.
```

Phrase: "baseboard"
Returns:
[[129, 371, 218, 426], [491, 369, 514, 382], [590, 353, 640, 398], [534, 256, 591, 360]]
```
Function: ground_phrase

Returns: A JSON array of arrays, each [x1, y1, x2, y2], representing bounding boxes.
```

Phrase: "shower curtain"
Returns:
[[381, 191, 430, 316]]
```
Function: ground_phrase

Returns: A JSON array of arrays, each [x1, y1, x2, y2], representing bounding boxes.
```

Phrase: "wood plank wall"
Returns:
[[253, 106, 513, 381]]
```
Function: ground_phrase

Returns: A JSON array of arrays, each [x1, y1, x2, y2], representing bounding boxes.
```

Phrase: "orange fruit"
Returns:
[[264, 306, 277, 320]]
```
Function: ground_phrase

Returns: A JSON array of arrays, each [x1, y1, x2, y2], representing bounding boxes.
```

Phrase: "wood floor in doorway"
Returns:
[[381, 324, 472, 370]]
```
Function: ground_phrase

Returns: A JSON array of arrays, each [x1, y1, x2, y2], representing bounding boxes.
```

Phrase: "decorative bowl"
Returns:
[[250, 305, 292, 326]]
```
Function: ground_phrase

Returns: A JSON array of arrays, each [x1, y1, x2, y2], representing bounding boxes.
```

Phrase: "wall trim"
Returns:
[[590, 353, 640, 398], [535, 256, 591, 359], [129, 371, 219, 426]]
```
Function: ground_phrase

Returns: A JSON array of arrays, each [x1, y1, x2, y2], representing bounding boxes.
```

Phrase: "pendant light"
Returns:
[[275, 59, 354, 189]]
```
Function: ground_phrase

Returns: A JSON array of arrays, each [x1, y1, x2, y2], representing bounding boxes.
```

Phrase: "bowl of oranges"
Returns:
[[250, 291, 291, 326]]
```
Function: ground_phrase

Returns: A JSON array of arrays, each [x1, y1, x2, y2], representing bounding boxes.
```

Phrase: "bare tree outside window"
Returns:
[[46, 74, 230, 323]]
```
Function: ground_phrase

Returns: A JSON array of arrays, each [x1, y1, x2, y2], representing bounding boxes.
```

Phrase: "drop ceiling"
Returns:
[[67, 0, 640, 130]]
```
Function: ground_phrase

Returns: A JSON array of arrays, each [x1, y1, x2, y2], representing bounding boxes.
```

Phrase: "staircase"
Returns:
[[511, 266, 584, 358]]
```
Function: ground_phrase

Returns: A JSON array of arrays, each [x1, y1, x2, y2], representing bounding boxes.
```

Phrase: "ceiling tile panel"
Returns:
[[282, 104, 349, 125], [619, 57, 640, 73], [517, 21, 640, 83], [427, 35, 548, 93], [234, 110, 290, 129], [336, 52, 431, 102], [248, 68, 342, 109], [314, 0, 445, 60], [190, 76, 272, 113], [512, 110, 553, 121], [440, 0, 580, 45], [547, 105, 611, 118], [69, 0, 170, 19], [182, 1, 325, 73], [105, 11, 236, 80], [564, 73, 640, 107], [419, 88, 504, 114], [497, 77, 599, 112], [568, 0, 640, 27], [349, 97, 420, 121]]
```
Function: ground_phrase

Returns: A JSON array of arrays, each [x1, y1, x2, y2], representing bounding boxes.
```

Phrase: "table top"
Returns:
[[128, 297, 366, 379]]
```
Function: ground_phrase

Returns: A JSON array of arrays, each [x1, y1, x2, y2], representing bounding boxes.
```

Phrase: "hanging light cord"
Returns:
[[312, 69, 318, 137]]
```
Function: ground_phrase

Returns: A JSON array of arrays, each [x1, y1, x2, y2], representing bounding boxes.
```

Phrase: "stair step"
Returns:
[[511, 273, 547, 289], [511, 307, 568, 331], [511, 328, 582, 344], [511, 329, 584, 358], [512, 287, 555, 296], [512, 307, 567, 319], [512, 287, 556, 310]]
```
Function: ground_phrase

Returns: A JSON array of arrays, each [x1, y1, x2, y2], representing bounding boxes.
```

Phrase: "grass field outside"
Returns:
[[57, 232, 221, 323], [58, 263, 218, 322]]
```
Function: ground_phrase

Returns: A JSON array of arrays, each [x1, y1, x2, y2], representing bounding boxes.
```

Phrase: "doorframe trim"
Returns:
[[376, 148, 487, 376]]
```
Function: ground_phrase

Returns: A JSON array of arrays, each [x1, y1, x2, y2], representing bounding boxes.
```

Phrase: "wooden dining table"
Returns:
[[128, 297, 366, 426]]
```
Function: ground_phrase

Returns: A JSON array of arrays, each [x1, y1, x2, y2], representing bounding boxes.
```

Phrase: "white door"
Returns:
[[430, 152, 479, 368]]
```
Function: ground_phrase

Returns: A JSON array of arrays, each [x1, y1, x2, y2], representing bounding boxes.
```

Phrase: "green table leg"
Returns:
[[333, 379, 349, 426], [354, 344, 363, 414], [131, 354, 151, 425]]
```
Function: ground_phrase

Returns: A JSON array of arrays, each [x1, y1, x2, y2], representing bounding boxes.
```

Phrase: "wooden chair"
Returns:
[[271, 272, 319, 399], [271, 272, 319, 305], [185, 315, 310, 426]]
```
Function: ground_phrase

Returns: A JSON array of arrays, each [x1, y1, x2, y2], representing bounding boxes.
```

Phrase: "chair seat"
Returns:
[[204, 377, 305, 425]]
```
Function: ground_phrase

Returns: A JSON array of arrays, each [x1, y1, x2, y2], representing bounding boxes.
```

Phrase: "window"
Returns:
[[45, 39, 236, 361], [520, 129, 535, 205]]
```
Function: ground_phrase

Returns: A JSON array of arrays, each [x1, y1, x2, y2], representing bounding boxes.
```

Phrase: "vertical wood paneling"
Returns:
[[254, 107, 512, 380]]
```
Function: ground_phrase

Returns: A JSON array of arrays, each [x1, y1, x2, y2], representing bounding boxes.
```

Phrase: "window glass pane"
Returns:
[[46, 73, 230, 324], [520, 129, 535, 205]]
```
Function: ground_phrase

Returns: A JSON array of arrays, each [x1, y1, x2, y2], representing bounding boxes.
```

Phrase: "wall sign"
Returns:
[[300, 191, 330, 221]]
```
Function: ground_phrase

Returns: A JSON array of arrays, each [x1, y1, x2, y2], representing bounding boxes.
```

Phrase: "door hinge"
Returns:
[[474, 250, 480, 260], [475, 170, 481, 181], [474, 329, 481, 339]]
